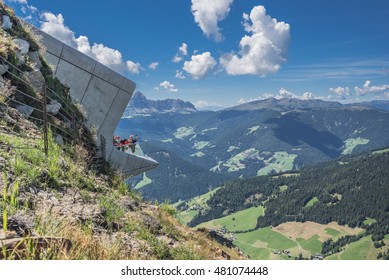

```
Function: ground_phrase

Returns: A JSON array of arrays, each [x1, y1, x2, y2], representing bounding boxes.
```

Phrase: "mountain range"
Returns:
[[117, 94, 389, 203], [123, 91, 197, 115]]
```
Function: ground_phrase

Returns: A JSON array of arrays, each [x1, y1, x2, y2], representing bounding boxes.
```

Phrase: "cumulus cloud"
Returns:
[[149, 62, 159, 70], [301, 92, 315, 100], [40, 12, 141, 74], [159, 81, 178, 92], [7, 0, 27, 4], [329, 86, 350, 99], [41, 13, 77, 47], [172, 43, 188, 63], [354, 80, 389, 96], [220, 5, 290, 76], [238, 88, 316, 104], [191, 0, 233, 42], [328, 81, 389, 101], [277, 88, 296, 99], [126, 61, 141, 74], [175, 70, 186, 79], [194, 100, 225, 110], [276, 89, 316, 100], [183, 52, 217, 80]]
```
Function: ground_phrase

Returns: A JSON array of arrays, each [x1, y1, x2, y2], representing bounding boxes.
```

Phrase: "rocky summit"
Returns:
[[123, 91, 197, 116]]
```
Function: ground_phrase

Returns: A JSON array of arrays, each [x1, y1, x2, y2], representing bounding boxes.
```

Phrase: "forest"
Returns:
[[188, 150, 389, 241]]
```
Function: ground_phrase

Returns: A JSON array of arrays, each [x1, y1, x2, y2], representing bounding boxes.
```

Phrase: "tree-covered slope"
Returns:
[[187, 149, 389, 240]]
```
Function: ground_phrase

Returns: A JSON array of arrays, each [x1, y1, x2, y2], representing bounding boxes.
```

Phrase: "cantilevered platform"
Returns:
[[33, 26, 158, 177]]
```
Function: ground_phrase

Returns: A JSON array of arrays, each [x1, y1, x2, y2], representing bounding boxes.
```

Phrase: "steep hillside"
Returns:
[[0, 3, 243, 260]]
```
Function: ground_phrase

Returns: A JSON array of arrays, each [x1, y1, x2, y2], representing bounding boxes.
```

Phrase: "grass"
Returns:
[[373, 148, 389, 154], [174, 187, 220, 225], [326, 236, 376, 260], [363, 218, 377, 226], [325, 227, 341, 237], [247, 126, 260, 135], [196, 206, 265, 232], [192, 141, 210, 150], [305, 197, 319, 207], [224, 148, 262, 173], [227, 146, 239, 152], [257, 151, 297, 176], [279, 185, 288, 192], [190, 151, 205, 158], [134, 172, 153, 190], [234, 241, 270, 259], [296, 235, 322, 253], [173, 127, 195, 140], [342, 137, 370, 155], [236, 227, 297, 251]]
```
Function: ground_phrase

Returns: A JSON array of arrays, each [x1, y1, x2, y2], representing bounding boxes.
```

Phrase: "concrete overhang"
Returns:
[[29, 24, 158, 178]]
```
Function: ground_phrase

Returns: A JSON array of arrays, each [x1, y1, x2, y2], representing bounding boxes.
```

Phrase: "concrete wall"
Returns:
[[35, 29, 158, 177]]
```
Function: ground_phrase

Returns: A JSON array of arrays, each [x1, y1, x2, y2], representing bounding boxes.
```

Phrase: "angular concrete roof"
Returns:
[[33, 27, 158, 177]]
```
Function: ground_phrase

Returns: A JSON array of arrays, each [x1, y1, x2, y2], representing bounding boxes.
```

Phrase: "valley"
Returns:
[[116, 93, 389, 260]]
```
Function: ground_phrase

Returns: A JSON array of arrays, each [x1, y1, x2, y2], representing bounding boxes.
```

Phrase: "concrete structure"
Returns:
[[35, 28, 158, 177]]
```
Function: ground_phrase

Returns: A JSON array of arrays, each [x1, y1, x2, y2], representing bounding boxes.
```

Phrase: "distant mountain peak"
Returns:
[[231, 98, 343, 111], [124, 91, 197, 116]]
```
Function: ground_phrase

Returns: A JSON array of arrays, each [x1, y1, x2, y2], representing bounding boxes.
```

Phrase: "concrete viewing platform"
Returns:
[[33, 26, 158, 178]]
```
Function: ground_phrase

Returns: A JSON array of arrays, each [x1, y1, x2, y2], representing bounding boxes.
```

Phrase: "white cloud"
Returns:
[[159, 81, 178, 92], [183, 52, 217, 80], [191, 0, 233, 42], [92, 44, 124, 67], [277, 88, 296, 99], [329, 86, 350, 99], [354, 80, 389, 96], [220, 5, 290, 76], [301, 92, 315, 100], [149, 62, 159, 70], [328, 81, 389, 101], [20, 3, 37, 15], [40, 12, 141, 74], [194, 100, 225, 110], [7, 0, 28, 4], [172, 43, 188, 63], [179, 43, 188, 56], [126, 61, 141, 74], [175, 70, 186, 79], [238, 89, 316, 104], [41, 13, 77, 47]]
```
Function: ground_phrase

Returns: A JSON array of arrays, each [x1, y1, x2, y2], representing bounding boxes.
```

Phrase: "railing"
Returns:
[[0, 54, 104, 170]]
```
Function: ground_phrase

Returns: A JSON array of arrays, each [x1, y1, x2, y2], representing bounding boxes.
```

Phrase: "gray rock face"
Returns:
[[47, 99, 61, 114], [13, 38, 30, 65], [27, 51, 42, 70], [1, 15, 12, 30], [23, 70, 45, 90], [0, 64, 9, 76], [16, 104, 33, 118], [13, 39, 30, 54], [124, 91, 197, 115], [55, 134, 64, 146]]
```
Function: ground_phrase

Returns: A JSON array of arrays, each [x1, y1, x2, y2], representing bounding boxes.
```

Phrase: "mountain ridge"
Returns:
[[123, 92, 197, 116]]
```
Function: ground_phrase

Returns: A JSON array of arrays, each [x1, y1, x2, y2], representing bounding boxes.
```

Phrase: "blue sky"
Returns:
[[5, 0, 389, 109]]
